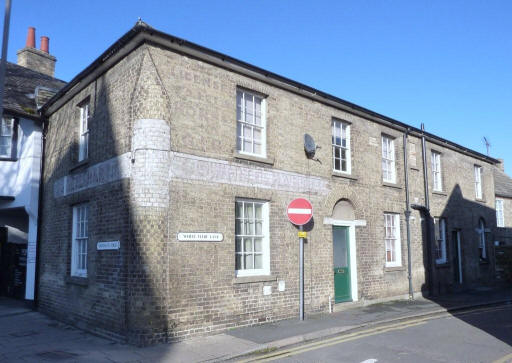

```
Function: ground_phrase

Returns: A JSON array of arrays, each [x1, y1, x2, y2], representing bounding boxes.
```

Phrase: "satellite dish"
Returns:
[[304, 134, 316, 158]]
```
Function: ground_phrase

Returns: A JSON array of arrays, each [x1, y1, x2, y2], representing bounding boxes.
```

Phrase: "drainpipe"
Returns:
[[403, 130, 414, 300], [421, 123, 435, 296], [33, 117, 47, 306]]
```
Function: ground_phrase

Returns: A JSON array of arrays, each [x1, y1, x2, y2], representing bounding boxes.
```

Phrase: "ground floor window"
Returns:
[[235, 199, 269, 276], [71, 204, 89, 277], [384, 213, 401, 267], [434, 217, 447, 264], [478, 218, 487, 260]]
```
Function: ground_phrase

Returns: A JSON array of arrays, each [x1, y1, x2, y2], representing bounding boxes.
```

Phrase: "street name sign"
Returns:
[[97, 241, 120, 250], [177, 232, 223, 242]]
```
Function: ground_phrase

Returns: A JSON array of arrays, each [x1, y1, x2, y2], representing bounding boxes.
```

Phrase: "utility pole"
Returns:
[[0, 0, 12, 121]]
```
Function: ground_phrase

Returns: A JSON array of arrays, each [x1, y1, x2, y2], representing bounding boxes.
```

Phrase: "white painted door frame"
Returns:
[[324, 218, 365, 302], [456, 230, 463, 284]]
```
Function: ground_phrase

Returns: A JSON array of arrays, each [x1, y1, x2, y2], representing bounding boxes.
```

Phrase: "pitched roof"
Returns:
[[41, 22, 498, 164], [494, 168, 512, 198], [3, 62, 66, 119]]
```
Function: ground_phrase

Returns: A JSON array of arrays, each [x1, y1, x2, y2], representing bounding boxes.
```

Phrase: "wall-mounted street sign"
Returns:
[[287, 198, 313, 226], [177, 232, 223, 242], [97, 241, 120, 250]]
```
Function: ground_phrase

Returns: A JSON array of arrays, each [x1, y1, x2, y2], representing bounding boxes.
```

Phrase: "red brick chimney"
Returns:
[[17, 27, 56, 77], [40, 36, 49, 53], [26, 26, 35, 48]]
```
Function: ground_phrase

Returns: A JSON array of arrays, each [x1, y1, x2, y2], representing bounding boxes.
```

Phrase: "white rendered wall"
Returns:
[[0, 118, 42, 300]]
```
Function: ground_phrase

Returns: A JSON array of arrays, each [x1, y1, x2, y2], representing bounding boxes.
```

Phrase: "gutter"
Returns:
[[41, 22, 498, 165]]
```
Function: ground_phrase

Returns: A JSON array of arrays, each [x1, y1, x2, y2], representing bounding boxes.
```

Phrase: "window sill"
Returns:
[[384, 266, 405, 272], [70, 159, 89, 172], [435, 262, 450, 268], [432, 190, 447, 196], [233, 152, 274, 166], [65, 276, 89, 286], [332, 172, 358, 181], [475, 198, 487, 204], [479, 259, 490, 265], [382, 182, 402, 190], [232, 275, 276, 284], [0, 157, 17, 162]]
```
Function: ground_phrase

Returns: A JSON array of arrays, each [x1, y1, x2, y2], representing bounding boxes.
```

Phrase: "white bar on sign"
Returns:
[[287, 208, 312, 214]]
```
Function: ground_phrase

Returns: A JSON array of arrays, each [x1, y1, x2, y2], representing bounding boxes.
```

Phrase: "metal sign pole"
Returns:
[[299, 224, 304, 320]]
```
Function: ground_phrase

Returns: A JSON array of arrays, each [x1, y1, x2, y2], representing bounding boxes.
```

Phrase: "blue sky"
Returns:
[[4, 0, 511, 174]]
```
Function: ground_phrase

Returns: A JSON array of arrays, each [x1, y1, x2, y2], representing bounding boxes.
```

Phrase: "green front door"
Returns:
[[333, 226, 351, 303]]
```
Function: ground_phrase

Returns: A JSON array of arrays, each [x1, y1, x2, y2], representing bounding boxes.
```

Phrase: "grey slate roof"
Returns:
[[3, 61, 66, 119], [494, 168, 512, 198]]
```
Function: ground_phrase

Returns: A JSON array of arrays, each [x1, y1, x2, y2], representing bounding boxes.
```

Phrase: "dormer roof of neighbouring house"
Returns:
[[3, 61, 66, 120], [494, 168, 512, 199]]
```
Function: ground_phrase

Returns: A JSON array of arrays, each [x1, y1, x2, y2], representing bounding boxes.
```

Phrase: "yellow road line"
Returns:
[[493, 352, 512, 363], [239, 320, 427, 362], [239, 306, 510, 363], [239, 304, 511, 362], [259, 321, 427, 362]]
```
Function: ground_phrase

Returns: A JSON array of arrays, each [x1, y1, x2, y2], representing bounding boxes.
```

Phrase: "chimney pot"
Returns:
[[26, 27, 35, 48], [40, 36, 49, 53]]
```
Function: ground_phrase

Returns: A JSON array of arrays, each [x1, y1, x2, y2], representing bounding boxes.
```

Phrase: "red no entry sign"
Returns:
[[287, 198, 313, 226]]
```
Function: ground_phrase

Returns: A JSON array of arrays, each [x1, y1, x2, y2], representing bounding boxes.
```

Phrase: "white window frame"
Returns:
[[78, 102, 89, 162], [474, 165, 482, 199], [431, 151, 442, 192], [477, 218, 487, 260], [382, 136, 396, 183], [332, 119, 351, 174], [496, 199, 505, 227], [0, 117, 14, 159], [434, 217, 447, 264], [235, 199, 270, 277], [71, 203, 89, 277], [236, 89, 266, 158], [384, 213, 401, 267]]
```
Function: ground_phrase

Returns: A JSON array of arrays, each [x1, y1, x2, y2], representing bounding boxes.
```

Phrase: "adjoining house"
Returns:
[[0, 27, 65, 301], [493, 161, 512, 281], [38, 21, 503, 345]]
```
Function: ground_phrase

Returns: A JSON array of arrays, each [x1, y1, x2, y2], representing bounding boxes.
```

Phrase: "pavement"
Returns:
[[0, 287, 511, 362]]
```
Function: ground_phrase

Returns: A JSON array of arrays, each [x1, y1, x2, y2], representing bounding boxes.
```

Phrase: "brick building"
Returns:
[[38, 22, 503, 345]]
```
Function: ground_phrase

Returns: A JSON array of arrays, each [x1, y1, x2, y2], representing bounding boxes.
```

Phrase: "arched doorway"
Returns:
[[327, 199, 360, 303]]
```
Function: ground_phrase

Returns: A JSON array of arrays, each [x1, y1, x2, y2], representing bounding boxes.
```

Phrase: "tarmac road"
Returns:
[[240, 303, 512, 363]]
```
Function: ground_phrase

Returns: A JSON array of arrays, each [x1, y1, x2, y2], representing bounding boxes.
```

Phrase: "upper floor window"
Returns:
[[384, 213, 401, 267], [235, 199, 270, 277], [434, 217, 447, 264], [474, 165, 482, 199], [496, 199, 505, 227], [477, 218, 487, 260], [236, 89, 266, 157], [0, 118, 15, 159], [78, 102, 89, 162], [382, 136, 396, 183], [431, 151, 442, 191], [71, 203, 89, 277], [332, 119, 351, 173]]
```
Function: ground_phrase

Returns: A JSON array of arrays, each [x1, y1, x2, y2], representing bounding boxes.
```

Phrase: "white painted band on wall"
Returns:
[[53, 151, 331, 199]]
